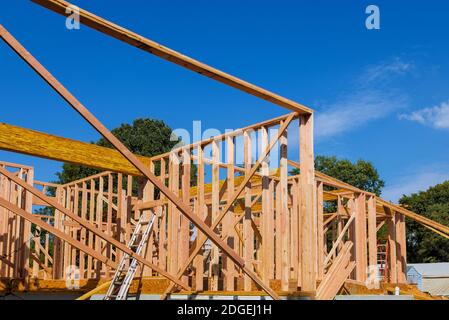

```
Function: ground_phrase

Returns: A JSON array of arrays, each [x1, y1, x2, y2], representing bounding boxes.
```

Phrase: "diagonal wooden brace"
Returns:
[[0, 24, 279, 300], [0, 165, 188, 290], [0, 197, 117, 270], [161, 113, 295, 298]]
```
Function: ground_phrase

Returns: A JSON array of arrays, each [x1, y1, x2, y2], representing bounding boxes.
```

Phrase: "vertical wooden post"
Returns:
[[275, 181, 281, 281], [158, 161, 167, 271], [106, 174, 113, 277], [367, 195, 377, 286], [261, 127, 272, 286], [23, 168, 34, 281], [96, 177, 103, 277], [243, 131, 254, 291], [279, 124, 289, 291], [168, 152, 180, 275], [395, 213, 407, 283], [299, 114, 316, 292], [0, 171, 7, 277], [316, 181, 324, 281], [387, 209, 398, 283], [354, 193, 367, 282], [180, 148, 191, 284], [210, 141, 220, 291], [194, 146, 205, 291], [140, 177, 153, 277], [87, 179, 95, 278], [224, 136, 236, 291], [52, 186, 62, 279], [290, 180, 299, 283]]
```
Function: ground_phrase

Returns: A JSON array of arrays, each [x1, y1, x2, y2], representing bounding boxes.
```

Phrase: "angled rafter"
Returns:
[[161, 113, 295, 298], [0, 165, 189, 290], [0, 24, 279, 300], [0, 197, 118, 270]]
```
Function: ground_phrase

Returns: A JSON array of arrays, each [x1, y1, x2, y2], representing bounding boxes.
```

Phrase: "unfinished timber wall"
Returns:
[[0, 111, 415, 294], [1, 0, 449, 300]]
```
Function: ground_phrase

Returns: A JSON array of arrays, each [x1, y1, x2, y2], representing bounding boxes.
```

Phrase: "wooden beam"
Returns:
[[0, 24, 279, 299], [324, 212, 355, 267], [316, 241, 355, 300], [367, 195, 378, 287], [161, 114, 294, 298], [354, 193, 367, 282], [299, 114, 316, 292], [0, 165, 189, 290], [395, 213, 407, 284], [32, 0, 312, 115], [0, 123, 148, 176], [0, 198, 117, 270]]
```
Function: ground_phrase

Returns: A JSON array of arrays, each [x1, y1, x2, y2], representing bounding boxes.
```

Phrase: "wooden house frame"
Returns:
[[0, 0, 448, 300]]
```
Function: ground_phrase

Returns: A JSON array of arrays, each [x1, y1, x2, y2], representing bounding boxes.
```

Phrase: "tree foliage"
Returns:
[[399, 181, 449, 263], [290, 155, 385, 196], [56, 118, 180, 184]]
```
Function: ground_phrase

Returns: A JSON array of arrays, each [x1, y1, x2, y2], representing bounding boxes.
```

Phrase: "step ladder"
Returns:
[[377, 240, 389, 281], [104, 212, 156, 300]]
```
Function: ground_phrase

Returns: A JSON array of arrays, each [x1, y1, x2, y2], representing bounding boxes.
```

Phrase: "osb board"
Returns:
[[0, 277, 314, 297], [0, 277, 170, 294]]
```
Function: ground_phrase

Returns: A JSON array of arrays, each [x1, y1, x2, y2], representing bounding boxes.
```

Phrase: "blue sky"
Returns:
[[1, 0, 449, 202]]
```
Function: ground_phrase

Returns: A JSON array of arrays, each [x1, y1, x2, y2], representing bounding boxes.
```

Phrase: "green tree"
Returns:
[[290, 155, 385, 196], [399, 181, 449, 263], [57, 118, 180, 184], [33, 119, 185, 262]]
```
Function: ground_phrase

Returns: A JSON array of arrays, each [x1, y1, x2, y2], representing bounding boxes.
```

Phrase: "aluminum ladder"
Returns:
[[104, 212, 156, 300]]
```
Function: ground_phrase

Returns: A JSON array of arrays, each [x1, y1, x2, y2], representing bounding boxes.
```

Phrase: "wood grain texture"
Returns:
[[0, 123, 150, 176]]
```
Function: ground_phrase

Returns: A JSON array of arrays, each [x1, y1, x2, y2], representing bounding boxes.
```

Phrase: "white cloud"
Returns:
[[399, 101, 449, 130], [361, 58, 412, 85], [315, 58, 411, 140], [315, 89, 406, 139], [382, 168, 449, 203]]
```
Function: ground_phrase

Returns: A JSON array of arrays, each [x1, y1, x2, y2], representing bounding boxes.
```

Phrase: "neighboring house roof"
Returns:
[[422, 278, 449, 296], [407, 263, 449, 278]]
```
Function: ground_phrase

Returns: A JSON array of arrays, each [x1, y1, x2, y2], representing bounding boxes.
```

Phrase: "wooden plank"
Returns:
[[275, 182, 281, 280], [180, 149, 191, 284], [0, 166, 189, 290], [0, 123, 150, 176], [224, 136, 235, 291], [324, 213, 356, 267], [395, 213, 407, 284], [0, 198, 118, 270], [260, 127, 271, 285], [141, 178, 153, 277], [2, 23, 282, 299], [162, 115, 294, 298], [168, 153, 180, 275], [387, 209, 398, 284], [354, 193, 367, 282], [367, 195, 377, 286], [316, 241, 354, 300], [376, 198, 449, 235], [279, 125, 289, 291], [243, 132, 254, 291], [32, 0, 313, 115], [194, 145, 205, 291], [316, 181, 324, 281], [299, 114, 316, 292]]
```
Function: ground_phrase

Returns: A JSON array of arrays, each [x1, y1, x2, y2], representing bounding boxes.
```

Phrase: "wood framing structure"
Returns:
[[0, 1, 449, 300]]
